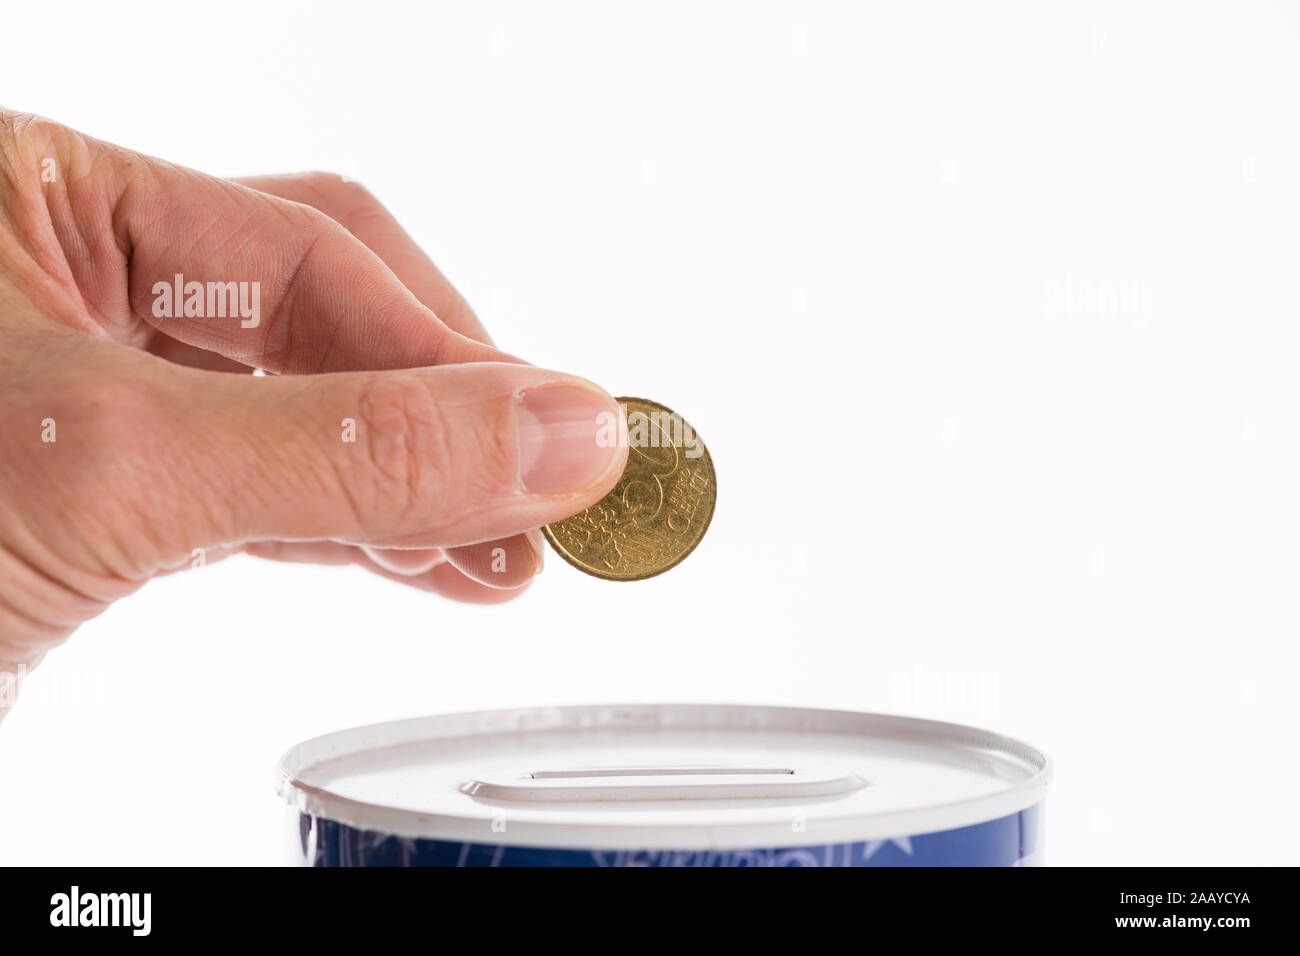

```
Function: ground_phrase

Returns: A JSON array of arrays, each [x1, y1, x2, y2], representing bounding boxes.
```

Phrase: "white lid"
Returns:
[[277, 704, 1051, 849]]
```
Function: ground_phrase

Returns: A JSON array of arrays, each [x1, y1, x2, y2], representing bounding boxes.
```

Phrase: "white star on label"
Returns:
[[861, 836, 914, 861]]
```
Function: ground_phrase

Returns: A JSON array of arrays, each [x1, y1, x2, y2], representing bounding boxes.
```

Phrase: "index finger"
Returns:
[[232, 172, 496, 346], [5, 111, 513, 373]]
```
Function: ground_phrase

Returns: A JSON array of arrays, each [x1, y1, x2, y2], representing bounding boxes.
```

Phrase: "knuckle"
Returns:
[[0, 112, 93, 189], [3, 111, 61, 159], [345, 374, 516, 540], [350, 374, 451, 533]]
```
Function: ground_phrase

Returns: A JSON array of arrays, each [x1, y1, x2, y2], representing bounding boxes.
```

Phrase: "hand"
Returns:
[[0, 109, 628, 711]]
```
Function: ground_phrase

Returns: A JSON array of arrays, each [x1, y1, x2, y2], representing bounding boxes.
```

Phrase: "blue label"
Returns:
[[299, 803, 1042, 866]]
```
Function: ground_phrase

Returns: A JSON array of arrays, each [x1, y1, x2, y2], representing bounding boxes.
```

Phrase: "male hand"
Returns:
[[0, 109, 628, 711]]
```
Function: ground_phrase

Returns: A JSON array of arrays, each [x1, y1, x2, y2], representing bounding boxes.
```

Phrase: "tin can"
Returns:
[[277, 704, 1050, 866]]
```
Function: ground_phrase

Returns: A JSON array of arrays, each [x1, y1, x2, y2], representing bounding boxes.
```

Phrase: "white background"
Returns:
[[2, 0, 1297, 865]]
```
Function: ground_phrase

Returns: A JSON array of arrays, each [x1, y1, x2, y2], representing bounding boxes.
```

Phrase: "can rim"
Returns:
[[276, 704, 1052, 849]]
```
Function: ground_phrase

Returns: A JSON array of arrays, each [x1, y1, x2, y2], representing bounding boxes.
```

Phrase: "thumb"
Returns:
[[151, 361, 628, 559]]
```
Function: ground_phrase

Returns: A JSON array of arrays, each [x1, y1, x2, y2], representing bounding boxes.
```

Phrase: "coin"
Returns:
[[541, 397, 716, 581]]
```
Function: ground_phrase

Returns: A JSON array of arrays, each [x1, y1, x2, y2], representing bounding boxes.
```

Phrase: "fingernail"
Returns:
[[516, 386, 624, 494]]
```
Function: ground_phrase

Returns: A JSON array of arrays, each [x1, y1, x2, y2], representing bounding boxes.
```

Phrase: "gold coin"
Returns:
[[541, 397, 716, 581]]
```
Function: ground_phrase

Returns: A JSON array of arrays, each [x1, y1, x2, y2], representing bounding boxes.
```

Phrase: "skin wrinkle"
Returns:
[[163, 207, 271, 358], [156, 370, 253, 549], [50, 353, 208, 578], [0, 502, 123, 608], [303, 254, 348, 369], [29, 179, 88, 310], [0, 364, 154, 592], [174, 209, 236, 273], [0, 540, 110, 629], [354, 375, 439, 539], [215, 448, 277, 548], [321, 438, 368, 544], [74, 441, 170, 579], [183, 444, 243, 561], [459, 395, 514, 501], [45, 141, 121, 300], [56, 177, 121, 331], [0, 532, 108, 645], [330, 250, 434, 371], [0, 595, 62, 664], [131, 206, 281, 365], [241, 172, 488, 349], [262, 228, 326, 370], [401, 378, 458, 535], [238, 382, 346, 543], [0, 485, 112, 600], [354, 385, 490, 545], [220, 215, 269, 270], [371, 269, 449, 369], [377, 388, 610, 549], [110, 156, 161, 287], [324, 391, 525, 550], [205, 380, 273, 543], [210, 212, 290, 352], [116, 164, 214, 345], [124, 235, 182, 335], [0, 207, 92, 335], [11, 121, 109, 327]]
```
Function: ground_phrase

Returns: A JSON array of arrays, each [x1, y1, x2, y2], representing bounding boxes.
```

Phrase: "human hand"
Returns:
[[0, 109, 628, 710]]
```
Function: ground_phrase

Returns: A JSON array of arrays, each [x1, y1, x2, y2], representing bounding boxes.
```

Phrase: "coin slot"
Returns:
[[531, 766, 795, 779], [462, 764, 866, 803]]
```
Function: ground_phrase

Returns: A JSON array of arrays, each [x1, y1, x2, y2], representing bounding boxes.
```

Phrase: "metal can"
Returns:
[[277, 704, 1050, 866]]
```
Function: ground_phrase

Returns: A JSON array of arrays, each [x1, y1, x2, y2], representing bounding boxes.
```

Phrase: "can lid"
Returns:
[[277, 704, 1051, 849]]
